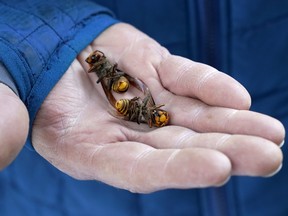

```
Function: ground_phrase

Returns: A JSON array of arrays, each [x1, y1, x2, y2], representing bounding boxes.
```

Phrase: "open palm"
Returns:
[[32, 23, 284, 193]]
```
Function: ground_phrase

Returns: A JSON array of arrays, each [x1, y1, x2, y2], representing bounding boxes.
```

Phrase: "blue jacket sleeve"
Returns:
[[0, 0, 119, 149]]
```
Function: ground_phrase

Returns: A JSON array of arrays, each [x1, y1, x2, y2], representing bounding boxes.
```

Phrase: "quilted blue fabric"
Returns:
[[0, 0, 118, 148]]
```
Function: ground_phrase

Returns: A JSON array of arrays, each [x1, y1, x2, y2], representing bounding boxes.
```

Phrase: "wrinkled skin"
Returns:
[[1, 23, 285, 193]]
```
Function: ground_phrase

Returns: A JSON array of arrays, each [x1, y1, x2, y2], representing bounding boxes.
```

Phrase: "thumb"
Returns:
[[0, 84, 29, 170]]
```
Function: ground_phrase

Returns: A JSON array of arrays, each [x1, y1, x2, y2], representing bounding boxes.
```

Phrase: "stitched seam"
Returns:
[[0, 23, 24, 42], [0, 37, 33, 81], [0, 2, 53, 77], [0, 37, 33, 100], [0, 23, 47, 80], [17, 24, 46, 44], [26, 13, 113, 103], [0, 2, 75, 53], [16, 26, 46, 76], [0, 2, 112, 62], [55, 5, 76, 24], [25, 43, 76, 108], [1, 1, 113, 106]]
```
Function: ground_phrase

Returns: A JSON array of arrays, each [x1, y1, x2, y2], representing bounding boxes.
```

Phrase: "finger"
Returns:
[[156, 55, 251, 110], [78, 29, 250, 109], [77, 49, 286, 144], [130, 126, 283, 177], [153, 91, 285, 144], [53, 141, 231, 193], [0, 84, 29, 170]]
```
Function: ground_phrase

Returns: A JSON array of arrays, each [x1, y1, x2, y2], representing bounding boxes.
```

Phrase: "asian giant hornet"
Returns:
[[85, 50, 150, 107], [86, 50, 169, 127], [85, 50, 130, 94], [115, 94, 169, 127]]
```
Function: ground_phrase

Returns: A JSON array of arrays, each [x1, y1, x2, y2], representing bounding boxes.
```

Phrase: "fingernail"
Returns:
[[264, 163, 283, 177], [215, 176, 231, 187], [279, 140, 285, 148]]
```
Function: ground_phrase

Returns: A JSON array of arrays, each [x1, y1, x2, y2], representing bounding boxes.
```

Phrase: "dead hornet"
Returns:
[[115, 94, 169, 127], [85, 50, 150, 107], [85, 50, 130, 94]]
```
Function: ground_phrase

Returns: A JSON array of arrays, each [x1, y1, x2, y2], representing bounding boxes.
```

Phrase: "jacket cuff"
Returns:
[[0, 62, 19, 95], [0, 1, 119, 150]]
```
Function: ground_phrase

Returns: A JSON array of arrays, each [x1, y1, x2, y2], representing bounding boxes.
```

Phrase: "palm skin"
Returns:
[[31, 23, 284, 193]]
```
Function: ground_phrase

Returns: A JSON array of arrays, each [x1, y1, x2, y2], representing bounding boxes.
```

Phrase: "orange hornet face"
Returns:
[[150, 109, 169, 127], [85, 50, 106, 72]]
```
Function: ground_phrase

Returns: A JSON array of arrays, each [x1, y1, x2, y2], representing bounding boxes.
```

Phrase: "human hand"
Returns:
[[0, 84, 29, 170], [32, 23, 285, 193]]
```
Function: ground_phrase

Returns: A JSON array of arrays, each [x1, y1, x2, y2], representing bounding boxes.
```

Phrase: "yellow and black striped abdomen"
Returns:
[[112, 76, 130, 93], [115, 99, 130, 116]]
